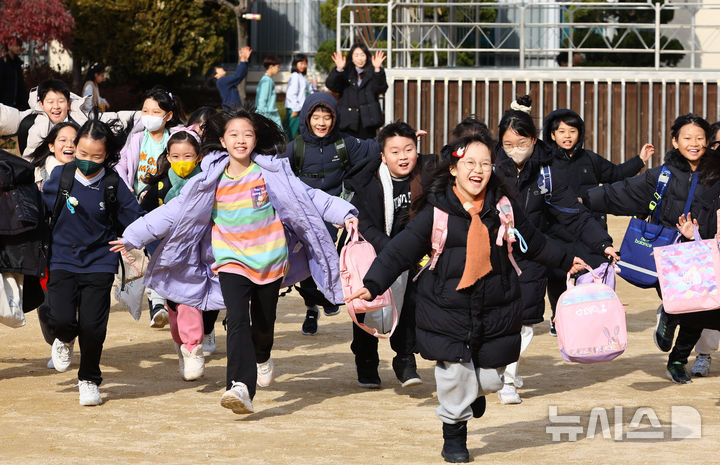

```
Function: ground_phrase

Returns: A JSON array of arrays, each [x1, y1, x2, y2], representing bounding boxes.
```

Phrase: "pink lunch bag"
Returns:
[[340, 223, 398, 338], [555, 265, 627, 363]]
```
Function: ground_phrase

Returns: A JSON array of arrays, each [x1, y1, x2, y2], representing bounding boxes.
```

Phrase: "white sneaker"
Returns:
[[498, 383, 522, 404], [203, 330, 216, 356], [174, 343, 185, 380], [150, 306, 169, 328], [691, 354, 711, 377], [51, 338, 74, 373], [180, 344, 205, 381], [78, 380, 102, 406], [220, 381, 254, 414], [257, 359, 275, 387]]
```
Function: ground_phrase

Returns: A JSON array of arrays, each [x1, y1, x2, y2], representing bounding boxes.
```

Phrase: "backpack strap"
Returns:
[[291, 135, 305, 175], [496, 195, 527, 276], [49, 162, 77, 230], [537, 165, 579, 214], [683, 171, 698, 216], [648, 165, 672, 222], [103, 168, 121, 236], [292, 135, 351, 179], [412, 207, 448, 282]]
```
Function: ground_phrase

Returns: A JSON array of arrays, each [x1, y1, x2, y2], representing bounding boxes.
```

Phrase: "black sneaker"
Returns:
[[323, 305, 340, 316], [301, 307, 318, 335], [549, 322, 557, 337], [470, 395, 486, 418], [666, 361, 692, 384], [441, 421, 470, 463], [357, 363, 381, 389], [392, 355, 422, 387], [149, 304, 169, 328], [654, 305, 677, 352], [357, 375, 382, 389]]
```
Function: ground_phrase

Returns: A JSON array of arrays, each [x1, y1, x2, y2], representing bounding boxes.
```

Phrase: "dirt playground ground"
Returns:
[[0, 216, 718, 464]]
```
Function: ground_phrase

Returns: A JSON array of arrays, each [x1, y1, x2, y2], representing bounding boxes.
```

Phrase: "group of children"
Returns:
[[3, 67, 720, 463]]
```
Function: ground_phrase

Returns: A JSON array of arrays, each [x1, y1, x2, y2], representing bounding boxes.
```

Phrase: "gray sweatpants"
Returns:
[[435, 360, 506, 424]]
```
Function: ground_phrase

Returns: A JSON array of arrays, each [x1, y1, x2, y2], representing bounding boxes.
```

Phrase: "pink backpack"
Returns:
[[554, 265, 627, 363], [340, 223, 398, 338], [413, 196, 525, 281]]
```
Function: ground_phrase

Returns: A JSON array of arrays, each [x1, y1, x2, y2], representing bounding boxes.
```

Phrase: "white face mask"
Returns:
[[141, 114, 166, 132], [505, 145, 534, 165]]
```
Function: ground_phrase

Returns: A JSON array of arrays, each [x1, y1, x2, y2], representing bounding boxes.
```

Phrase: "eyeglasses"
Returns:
[[459, 160, 493, 172], [502, 140, 533, 150]]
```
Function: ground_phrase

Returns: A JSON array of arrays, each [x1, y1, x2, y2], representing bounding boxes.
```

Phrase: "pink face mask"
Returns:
[[505, 145, 534, 165]]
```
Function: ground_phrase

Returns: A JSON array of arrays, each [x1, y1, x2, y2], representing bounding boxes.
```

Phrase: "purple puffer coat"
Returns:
[[121, 150, 357, 310]]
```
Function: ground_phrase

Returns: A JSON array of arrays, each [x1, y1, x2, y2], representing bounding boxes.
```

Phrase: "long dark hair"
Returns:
[[144, 130, 202, 186], [413, 133, 519, 215], [28, 121, 80, 168], [84, 63, 104, 83], [75, 111, 127, 169], [345, 43, 372, 77], [142, 86, 184, 128], [201, 106, 287, 156], [187, 106, 217, 135]]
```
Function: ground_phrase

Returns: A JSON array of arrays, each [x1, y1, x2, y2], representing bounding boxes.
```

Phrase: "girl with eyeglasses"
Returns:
[[345, 132, 587, 463]]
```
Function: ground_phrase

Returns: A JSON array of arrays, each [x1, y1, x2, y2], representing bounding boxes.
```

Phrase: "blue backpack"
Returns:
[[617, 166, 697, 288], [537, 165, 579, 214]]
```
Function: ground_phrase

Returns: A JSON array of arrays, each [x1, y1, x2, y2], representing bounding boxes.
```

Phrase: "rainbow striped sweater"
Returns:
[[211, 162, 288, 284]]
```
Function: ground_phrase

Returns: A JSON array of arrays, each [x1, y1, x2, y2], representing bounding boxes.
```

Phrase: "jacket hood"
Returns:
[[542, 109, 585, 157], [299, 92, 340, 145]]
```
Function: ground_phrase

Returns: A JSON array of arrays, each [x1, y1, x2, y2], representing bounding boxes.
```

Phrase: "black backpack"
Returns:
[[291, 135, 350, 179], [48, 162, 122, 235]]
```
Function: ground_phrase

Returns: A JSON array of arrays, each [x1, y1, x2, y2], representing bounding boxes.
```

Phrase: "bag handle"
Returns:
[[346, 292, 399, 339], [343, 221, 361, 245], [566, 264, 600, 288]]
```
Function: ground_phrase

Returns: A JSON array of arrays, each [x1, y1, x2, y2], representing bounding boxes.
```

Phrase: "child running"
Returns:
[[584, 114, 716, 383], [114, 108, 358, 414], [116, 86, 183, 328], [43, 116, 144, 406], [136, 129, 213, 378], [346, 133, 586, 463]]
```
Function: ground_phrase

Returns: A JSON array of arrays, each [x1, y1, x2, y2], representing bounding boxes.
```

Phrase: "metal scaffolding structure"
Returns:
[[336, 1, 720, 70]]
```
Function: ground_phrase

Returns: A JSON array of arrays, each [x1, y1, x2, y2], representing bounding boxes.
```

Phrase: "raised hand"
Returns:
[[239, 46, 252, 62], [676, 213, 699, 240], [639, 143, 655, 163], [332, 51, 345, 71], [371, 50, 386, 70]]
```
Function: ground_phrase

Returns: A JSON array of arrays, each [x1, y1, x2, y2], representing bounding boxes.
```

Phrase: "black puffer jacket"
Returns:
[[325, 65, 388, 139], [280, 92, 379, 196], [363, 178, 573, 367], [0, 150, 46, 277], [495, 140, 613, 324], [543, 109, 645, 231], [585, 149, 714, 229]]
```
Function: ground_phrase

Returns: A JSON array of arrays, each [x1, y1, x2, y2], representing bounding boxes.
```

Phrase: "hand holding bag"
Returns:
[[655, 225, 720, 314]]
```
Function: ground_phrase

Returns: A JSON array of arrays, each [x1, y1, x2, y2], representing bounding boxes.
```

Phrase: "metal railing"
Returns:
[[384, 68, 720, 162], [337, 0, 720, 70]]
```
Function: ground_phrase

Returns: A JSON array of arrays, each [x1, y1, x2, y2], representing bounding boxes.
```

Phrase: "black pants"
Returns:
[[296, 222, 339, 309], [350, 280, 417, 373], [219, 272, 282, 399], [669, 325, 704, 365], [203, 310, 219, 335], [47, 270, 114, 385]]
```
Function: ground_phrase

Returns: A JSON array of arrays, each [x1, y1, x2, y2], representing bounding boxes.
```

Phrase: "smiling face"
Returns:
[[220, 117, 256, 164], [382, 136, 418, 178], [309, 107, 333, 138], [351, 48, 367, 68], [672, 123, 707, 169], [48, 126, 77, 164], [551, 121, 580, 152], [41, 90, 69, 125], [296, 60, 308, 74], [449, 142, 493, 201]]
